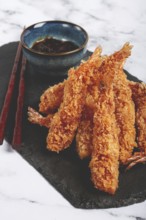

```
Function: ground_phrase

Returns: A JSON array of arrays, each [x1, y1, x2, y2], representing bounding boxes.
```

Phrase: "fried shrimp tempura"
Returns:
[[126, 82, 146, 169], [76, 48, 104, 159], [90, 76, 119, 195], [129, 82, 146, 153], [90, 43, 133, 194], [108, 43, 136, 164], [47, 48, 103, 152], [75, 73, 101, 159], [114, 69, 136, 164], [39, 81, 65, 114], [47, 67, 88, 152], [27, 42, 140, 194]]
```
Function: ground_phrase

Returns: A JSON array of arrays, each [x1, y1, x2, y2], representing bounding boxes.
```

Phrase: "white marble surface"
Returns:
[[0, 0, 146, 219]]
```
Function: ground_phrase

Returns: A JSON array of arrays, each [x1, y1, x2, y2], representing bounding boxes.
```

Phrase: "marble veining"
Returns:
[[0, 0, 146, 219]]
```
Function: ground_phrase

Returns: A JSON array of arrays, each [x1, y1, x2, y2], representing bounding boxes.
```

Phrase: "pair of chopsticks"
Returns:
[[0, 41, 27, 148]]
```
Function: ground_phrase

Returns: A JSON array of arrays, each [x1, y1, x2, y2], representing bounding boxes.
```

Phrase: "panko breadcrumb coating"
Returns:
[[129, 81, 146, 154], [76, 47, 104, 159], [114, 70, 136, 164], [90, 81, 119, 194], [39, 80, 65, 114], [111, 43, 136, 164], [46, 67, 87, 152], [28, 43, 144, 194], [47, 47, 103, 152], [76, 106, 93, 159], [89, 56, 120, 194], [125, 81, 146, 169], [90, 43, 133, 194]]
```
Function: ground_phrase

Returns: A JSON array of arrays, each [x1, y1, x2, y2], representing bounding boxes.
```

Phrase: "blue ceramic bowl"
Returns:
[[21, 20, 88, 72]]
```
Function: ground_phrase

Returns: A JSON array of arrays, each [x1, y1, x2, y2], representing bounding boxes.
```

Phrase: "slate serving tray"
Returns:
[[0, 42, 146, 209]]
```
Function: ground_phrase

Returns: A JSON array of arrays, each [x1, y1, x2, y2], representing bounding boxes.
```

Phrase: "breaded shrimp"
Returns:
[[89, 65, 120, 195], [39, 80, 65, 114], [75, 48, 104, 159], [126, 82, 146, 169], [27, 43, 139, 194], [90, 43, 133, 194], [105, 43, 136, 165], [47, 47, 103, 152], [75, 67, 103, 159], [114, 69, 136, 164], [130, 82, 146, 153], [47, 67, 88, 152]]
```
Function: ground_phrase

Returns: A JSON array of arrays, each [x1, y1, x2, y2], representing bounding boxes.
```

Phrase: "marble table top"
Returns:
[[0, 0, 146, 219]]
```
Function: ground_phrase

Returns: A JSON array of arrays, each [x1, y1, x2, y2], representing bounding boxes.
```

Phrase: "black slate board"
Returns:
[[0, 42, 146, 209]]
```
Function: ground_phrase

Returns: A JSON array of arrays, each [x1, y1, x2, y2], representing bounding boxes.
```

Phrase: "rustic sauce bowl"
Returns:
[[21, 20, 88, 72]]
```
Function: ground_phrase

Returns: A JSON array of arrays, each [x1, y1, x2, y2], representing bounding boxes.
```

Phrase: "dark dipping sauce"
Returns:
[[31, 37, 79, 54]]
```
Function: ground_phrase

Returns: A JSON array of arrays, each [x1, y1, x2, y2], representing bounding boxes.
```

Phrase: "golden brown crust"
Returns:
[[47, 47, 103, 152], [129, 81, 146, 153], [76, 106, 93, 159], [114, 70, 136, 164], [75, 48, 104, 159], [39, 81, 65, 114], [90, 74, 119, 195], [46, 67, 87, 152], [90, 43, 133, 194], [28, 43, 139, 194]]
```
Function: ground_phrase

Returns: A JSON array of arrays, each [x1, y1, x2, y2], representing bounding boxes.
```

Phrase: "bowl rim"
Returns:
[[20, 20, 89, 57]]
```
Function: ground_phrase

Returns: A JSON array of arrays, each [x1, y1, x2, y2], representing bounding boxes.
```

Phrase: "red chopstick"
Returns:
[[0, 42, 22, 145], [12, 56, 26, 148]]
